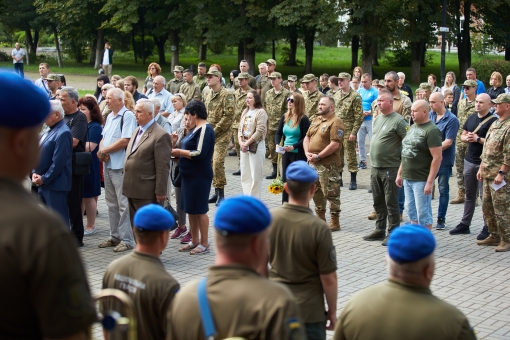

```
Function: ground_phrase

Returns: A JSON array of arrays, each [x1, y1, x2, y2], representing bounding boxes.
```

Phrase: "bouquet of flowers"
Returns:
[[268, 177, 284, 194]]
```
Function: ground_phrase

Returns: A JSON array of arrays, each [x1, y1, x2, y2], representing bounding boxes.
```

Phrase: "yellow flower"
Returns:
[[268, 177, 284, 195]]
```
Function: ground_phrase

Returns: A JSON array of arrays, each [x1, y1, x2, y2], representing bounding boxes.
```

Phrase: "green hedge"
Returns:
[[471, 59, 510, 87]]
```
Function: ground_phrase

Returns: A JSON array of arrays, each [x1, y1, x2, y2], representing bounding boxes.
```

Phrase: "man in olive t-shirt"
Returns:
[[396, 100, 442, 229], [269, 161, 338, 340]]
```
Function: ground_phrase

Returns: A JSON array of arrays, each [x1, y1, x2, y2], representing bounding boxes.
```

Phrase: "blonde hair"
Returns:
[[491, 71, 503, 87], [123, 91, 135, 111], [171, 93, 188, 106]]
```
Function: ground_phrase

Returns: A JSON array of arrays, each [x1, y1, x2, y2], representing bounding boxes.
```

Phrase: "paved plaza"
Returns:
[[82, 152, 510, 340]]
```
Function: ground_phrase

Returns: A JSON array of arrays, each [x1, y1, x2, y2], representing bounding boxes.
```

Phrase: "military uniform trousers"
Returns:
[[311, 161, 341, 216], [339, 123, 358, 174], [266, 129, 278, 164], [455, 142, 468, 191], [213, 132, 230, 188], [482, 178, 510, 242], [371, 167, 400, 233]]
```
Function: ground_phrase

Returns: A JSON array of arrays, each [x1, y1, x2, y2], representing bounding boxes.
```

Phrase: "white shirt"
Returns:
[[103, 49, 110, 65]]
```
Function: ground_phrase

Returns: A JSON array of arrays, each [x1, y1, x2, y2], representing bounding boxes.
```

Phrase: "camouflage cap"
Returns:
[[266, 59, 276, 65], [44, 74, 60, 81], [301, 74, 317, 83], [418, 83, 432, 92], [378, 80, 385, 87], [492, 93, 510, 104], [288, 75, 297, 81], [338, 72, 351, 80], [237, 72, 250, 79], [268, 72, 282, 79], [173, 65, 184, 72], [462, 79, 478, 87], [206, 69, 222, 78]]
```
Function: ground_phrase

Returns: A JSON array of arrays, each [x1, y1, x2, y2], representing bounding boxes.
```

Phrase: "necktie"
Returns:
[[132, 128, 144, 151]]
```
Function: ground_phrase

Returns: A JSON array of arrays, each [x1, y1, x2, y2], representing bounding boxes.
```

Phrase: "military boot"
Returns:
[[495, 240, 510, 252], [315, 210, 326, 222], [362, 229, 385, 241], [476, 234, 500, 246], [266, 163, 278, 179], [216, 188, 225, 206], [450, 189, 465, 204], [208, 188, 218, 204], [367, 211, 377, 220], [329, 214, 341, 231], [340, 173, 343, 187], [348, 172, 357, 190]]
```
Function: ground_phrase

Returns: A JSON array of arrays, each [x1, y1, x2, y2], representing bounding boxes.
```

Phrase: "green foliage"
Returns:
[[209, 40, 226, 55], [280, 46, 303, 66], [384, 46, 433, 67], [0, 51, 9, 61], [133, 36, 155, 60], [471, 59, 510, 87], [471, 34, 498, 56]]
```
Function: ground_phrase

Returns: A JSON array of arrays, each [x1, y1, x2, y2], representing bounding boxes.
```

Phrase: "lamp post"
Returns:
[[440, 0, 448, 84]]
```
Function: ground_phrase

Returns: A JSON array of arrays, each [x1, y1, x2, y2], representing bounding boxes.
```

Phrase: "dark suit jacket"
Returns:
[[35, 120, 73, 192], [123, 121, 172, 199], [133, 91, 148, 102], [100, 48, 114, 65]]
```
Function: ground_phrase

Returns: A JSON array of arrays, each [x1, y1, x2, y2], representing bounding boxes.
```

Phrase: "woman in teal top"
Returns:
[[275, 93, 311, 203]]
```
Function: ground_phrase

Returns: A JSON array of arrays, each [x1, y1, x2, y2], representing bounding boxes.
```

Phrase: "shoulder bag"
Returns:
[[69, 118, 93, 176]]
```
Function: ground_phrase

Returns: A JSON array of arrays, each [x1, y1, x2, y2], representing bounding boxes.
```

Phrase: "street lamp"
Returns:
[[440, 0, 448, 84]]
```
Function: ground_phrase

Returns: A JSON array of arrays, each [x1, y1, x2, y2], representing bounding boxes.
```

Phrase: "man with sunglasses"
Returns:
[[451, 80, 478, 205]]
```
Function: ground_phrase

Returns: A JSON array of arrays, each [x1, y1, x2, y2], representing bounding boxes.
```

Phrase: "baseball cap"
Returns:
[[288, 75, 297, 82], [301, 74, 317, 83], [338, 72, 351, 80], [206, 69, 222, 78], [462, 80, 478, 87], [268, 72, 282, 79], [492, 93, 510, 104], [173, 65, 184, 72], [237, 72, 250, 79], [266, 59, 276, 65], [44, 74, 60, 81], [418, 83, 432, 92]]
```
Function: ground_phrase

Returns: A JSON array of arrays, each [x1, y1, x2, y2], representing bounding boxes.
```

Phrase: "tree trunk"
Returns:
[[198, 29, 207, 61], [420, 41, 427, 67], [154, 34, 167, 65], [132, 32, 138, 64], [287, 27, 298, 66], [32, 30, 39, 58], [169, 29, 179, 70], [237, 41, 244, 68], [272, 40, 276, 60], [361, 38, 374, 77], [351, 35, 360, 70], [372, 42, 379, 66], [94, 30, 104, 69], [505, 42, 510, 61], [410, 41, 423, 83], [89, 37, 97, 65], [243, 38, 255, 74], [53, 26, 63, 68], [304, 29, 315, 74]]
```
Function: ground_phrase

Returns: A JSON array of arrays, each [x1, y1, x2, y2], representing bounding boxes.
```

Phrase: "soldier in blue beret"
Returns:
[[335, 224, 476, 340]]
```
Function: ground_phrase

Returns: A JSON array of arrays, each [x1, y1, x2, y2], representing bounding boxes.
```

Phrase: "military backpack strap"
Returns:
[[472, 115, 495, 135], [197, 277, 217, 340]]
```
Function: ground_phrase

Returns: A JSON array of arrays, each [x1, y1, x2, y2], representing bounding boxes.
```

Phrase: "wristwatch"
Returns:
[[316, 154, 321, 160], [498, 170, 507, 176], [477, 137, 481, 143]]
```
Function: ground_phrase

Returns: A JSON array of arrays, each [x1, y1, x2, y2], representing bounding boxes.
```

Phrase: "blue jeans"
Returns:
[[404, 180, 433, 226], [14, 63, 24, 78], [398, 186, 405, 214], [357, 120, 372, 162], [436, 165, 453, 220]]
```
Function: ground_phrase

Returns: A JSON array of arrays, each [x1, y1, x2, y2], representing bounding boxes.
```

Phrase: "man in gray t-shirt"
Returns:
[[363, 90, 408, 245], [396, 100, 442, 229], [11, 43, 25, 78]]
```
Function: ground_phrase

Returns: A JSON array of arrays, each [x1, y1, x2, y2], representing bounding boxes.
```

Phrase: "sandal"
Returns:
[[190, 244, 210, 255], [178, 241, 198, 252]]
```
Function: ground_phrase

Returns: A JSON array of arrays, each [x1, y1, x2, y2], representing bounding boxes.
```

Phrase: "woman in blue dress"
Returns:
[[171, 100, 215, 255], [78, 96, 103, 236]]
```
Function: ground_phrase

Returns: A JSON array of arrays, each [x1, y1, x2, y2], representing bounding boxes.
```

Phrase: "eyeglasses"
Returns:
[[287, 98, 294, 103]]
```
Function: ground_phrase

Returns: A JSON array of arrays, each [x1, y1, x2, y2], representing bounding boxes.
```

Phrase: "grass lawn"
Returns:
[[1, 45, 503, 88]]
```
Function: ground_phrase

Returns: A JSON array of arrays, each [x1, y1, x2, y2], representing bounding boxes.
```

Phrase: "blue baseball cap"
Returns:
[[214, 196, 271, 235], [388, 224, 436, 262], [0, 71, 50, 129], [286, 160, 318, 182], [134, 204, 175, 231]]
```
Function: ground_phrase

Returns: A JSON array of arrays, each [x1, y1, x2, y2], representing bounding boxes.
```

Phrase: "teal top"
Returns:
[[283, 120, 300, 153]]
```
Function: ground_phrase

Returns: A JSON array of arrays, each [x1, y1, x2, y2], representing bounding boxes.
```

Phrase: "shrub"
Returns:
[[471, 59, 510, 88], [0, 51, 9, 61], [384, 46, 433, 67], [280, 46, 304, 66]]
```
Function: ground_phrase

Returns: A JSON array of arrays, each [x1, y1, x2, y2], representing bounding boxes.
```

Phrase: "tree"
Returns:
[[479, 0, 510, 61]]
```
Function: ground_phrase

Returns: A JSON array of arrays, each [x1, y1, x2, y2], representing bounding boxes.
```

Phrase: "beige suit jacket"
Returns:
[[123, 121, 171, 199]]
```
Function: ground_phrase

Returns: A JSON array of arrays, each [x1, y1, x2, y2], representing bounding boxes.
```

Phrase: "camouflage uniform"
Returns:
[[326, 89, 338, 97], [180, 81, 201, 102], [193, 74, 207, 93], [455, 98, 476, 192], [334, 89, 363, 173], [264, 87, 291, 165], [257, 74, 272, 103], [167, 77, 185, 94], [372, 91, 412, 122], [246, 74, 257, 89], [479, 115, 510, 243], [304, 90, 322, 121], [232, 86, 252, 163], [205, 87, 235, 189]]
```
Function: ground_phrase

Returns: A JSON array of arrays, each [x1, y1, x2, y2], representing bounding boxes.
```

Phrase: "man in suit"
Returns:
[[101, 42, 114, 78], [32, 100, 73, 224], [123, 99, 172, 226]]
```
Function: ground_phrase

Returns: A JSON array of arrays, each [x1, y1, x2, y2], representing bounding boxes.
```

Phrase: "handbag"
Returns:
[[248, 141, 259, 153], [170, 161, 181, 187], [164, 198, 179, 231]]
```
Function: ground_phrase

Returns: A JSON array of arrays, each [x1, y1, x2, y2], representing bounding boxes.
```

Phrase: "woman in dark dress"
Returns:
[[171, 100, 215, 255], [275, 92, 310, 203], [78, 96, 103, 235], [94, 74, 110, 103], [487, 71, 505, 100]]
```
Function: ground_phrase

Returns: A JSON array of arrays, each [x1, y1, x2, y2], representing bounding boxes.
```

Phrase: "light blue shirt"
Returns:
[[358, 86, 378, 121], [102, 106, 137, 170], [11, 48, 25, 64], [155, 113, 172, 134], [148, 88, 174, 115], [168, 108, 185, 132], [34, 78, 51, 97]]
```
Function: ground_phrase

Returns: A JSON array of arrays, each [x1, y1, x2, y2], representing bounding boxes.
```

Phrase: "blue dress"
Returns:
[[179, 124, 215, 214], [83, 121, 102, 198]]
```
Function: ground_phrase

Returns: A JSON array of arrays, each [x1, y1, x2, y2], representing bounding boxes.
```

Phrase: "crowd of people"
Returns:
[[1, 45, 510, 339]]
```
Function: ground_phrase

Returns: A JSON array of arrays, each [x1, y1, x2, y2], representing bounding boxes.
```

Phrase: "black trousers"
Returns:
[[281, 152, 302, 203], [67, 175, 84, 245]]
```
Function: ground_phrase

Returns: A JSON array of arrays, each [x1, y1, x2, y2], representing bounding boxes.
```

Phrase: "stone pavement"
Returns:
[[82, 151, 510, 340]]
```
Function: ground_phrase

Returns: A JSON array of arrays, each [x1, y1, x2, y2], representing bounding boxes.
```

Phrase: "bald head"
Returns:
[[429, 92, 446, 114], [411, 100, 430, 124], [475, 93, 492, 116]]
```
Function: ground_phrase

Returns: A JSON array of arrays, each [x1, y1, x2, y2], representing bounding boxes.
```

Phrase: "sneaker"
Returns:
[[113, 241, 133, 252], [358, 161, 367, 169], [449, 223, 470, 235], [84, 227, 97, 236], [435, 219, 446, 230], [181, 232, 192, 244], [98, 238, 120, 248], [476, 225, 490, 240], [171, 226, 187, 239]]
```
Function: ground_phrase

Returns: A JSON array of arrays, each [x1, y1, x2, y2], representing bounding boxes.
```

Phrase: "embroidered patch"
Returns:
[[330, 246, 337, 261], [321, 125, 327, 132], [337, 129, 344, 137]]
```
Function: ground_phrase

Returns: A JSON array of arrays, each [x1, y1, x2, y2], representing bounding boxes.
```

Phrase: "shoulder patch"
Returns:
[[330, 246, 337, 261], [337, 129, 344, 138], [286, 318, 305, 340]]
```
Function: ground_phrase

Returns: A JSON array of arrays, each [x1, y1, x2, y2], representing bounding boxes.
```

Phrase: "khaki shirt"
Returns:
[[480, 116, 510, 179], [233, 87, 252, 128], [193, 74, 207, 93], [269, 203, 337, 323], [307, 114, 345, 166], [205, 87, 235, 135], [167, 265, 307, 340], [257, 74, 272, 103], [304, 90, 323, 121], [179, 81, 201, 102], [335, 280, 476, 340], [372, 90, 412, 123], [264, 87, 291, 131], [334, 89, 363, 135], [456, 98, 476, 143], [166, 77, 185, 94], [103, 251, 180, 340], [0, 178, 96, 339], [247, 73, 257, 89]]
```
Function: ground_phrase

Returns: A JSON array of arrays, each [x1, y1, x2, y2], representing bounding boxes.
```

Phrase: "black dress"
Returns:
[[179, 124, 215, 214]]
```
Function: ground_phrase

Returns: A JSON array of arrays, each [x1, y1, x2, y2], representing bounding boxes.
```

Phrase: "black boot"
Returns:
[[233, 169, 241, 176], [266, 163, 277, 179], [349, 172, 357, 190], [477, 224, 490, 240], [216, 188, 225, 206], [208, 188, 218, 204], [340, 173, 343, 187]]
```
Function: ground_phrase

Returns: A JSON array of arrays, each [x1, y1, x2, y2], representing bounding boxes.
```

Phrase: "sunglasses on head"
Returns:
[[287, 98, 294, 103]]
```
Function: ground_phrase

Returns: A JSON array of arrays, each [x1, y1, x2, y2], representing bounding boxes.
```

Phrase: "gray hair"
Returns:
[[148, 98, 161, 111], [137, 99, 154, 116], [50, 100, 65, 118], [258, 63, 268, 69], [102, 84, 114, 91], [397, 72, 405, 79], [385, 71, 399, 82], [60, 86, 79, 102], [154, 75, 166, 86], [107, 88, 124, 103]]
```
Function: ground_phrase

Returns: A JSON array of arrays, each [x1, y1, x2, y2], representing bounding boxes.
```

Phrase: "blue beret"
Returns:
[[214, 196, 271, 235], [286, 160, 318, 182], [134, 204, 175, 231], [388, 224, 436, 263], [0, 71, 50, 128]]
